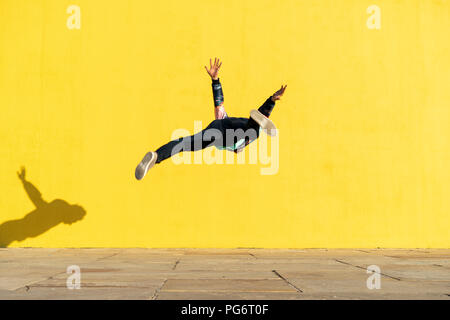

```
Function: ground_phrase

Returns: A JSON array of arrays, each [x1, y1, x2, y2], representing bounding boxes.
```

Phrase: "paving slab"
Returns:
[[29, 277, 166, 288], [50, 270, 279, 280], [156, 291, 302, 300], [161, 279, 298, 293], [0, 248, 449, 300], [8, 286, 158, 300]]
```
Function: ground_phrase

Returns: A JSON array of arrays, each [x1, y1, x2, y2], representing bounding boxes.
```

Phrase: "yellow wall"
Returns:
[[1, 0, 449, 248]]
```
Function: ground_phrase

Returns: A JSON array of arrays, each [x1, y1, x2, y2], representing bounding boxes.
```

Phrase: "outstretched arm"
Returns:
[[205, 57, 228, 119], [258, 84, 287, 117], [234, 85, 287, 154], [17, 167, 46, 208]]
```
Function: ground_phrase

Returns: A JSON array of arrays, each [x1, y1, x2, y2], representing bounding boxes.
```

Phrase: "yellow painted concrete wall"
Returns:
[[1, 0, 449, 248]]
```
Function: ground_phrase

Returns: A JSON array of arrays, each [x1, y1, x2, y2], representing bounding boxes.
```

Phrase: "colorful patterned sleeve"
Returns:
[[212, 78, 228, 119]]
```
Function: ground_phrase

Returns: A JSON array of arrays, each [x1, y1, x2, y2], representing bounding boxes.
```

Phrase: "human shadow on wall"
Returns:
[[0, 167, 86, 247]]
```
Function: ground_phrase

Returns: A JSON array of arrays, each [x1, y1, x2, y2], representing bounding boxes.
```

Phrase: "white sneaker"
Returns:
[[250, 109, 277, 136], [135, 151, 158, 180]]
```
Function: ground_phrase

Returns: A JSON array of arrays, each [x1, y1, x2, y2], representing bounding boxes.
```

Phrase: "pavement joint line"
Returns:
[[14, 270, 67, 292], [96, 251, 122, 261], [271, 270, 303, 293], [160, 289, 297, 293], [169, 278, 280, 280], [389, 279, 450, 283], [28, 285, 159, 289], [151, 279, 167, 300], [334, 259, 401, 281], [433, 264, 450, 270]]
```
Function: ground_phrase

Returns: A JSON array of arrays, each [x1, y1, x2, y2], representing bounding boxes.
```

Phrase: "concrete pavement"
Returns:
[[0, 248, 449, 299]]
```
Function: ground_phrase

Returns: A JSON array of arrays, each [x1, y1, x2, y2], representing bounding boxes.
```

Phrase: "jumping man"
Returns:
[[135, 57, 287, 180]]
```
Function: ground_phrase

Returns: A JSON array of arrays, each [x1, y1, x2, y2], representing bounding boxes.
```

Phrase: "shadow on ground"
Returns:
[[0, 167, 86, 247]]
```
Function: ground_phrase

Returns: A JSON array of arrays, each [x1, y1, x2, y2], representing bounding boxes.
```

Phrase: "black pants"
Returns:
[[155, 97, 275, 163]]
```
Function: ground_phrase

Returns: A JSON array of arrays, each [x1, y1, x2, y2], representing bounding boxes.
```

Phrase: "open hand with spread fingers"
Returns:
[[204, 57, 222, 80], [271, 85, 287, 102]]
